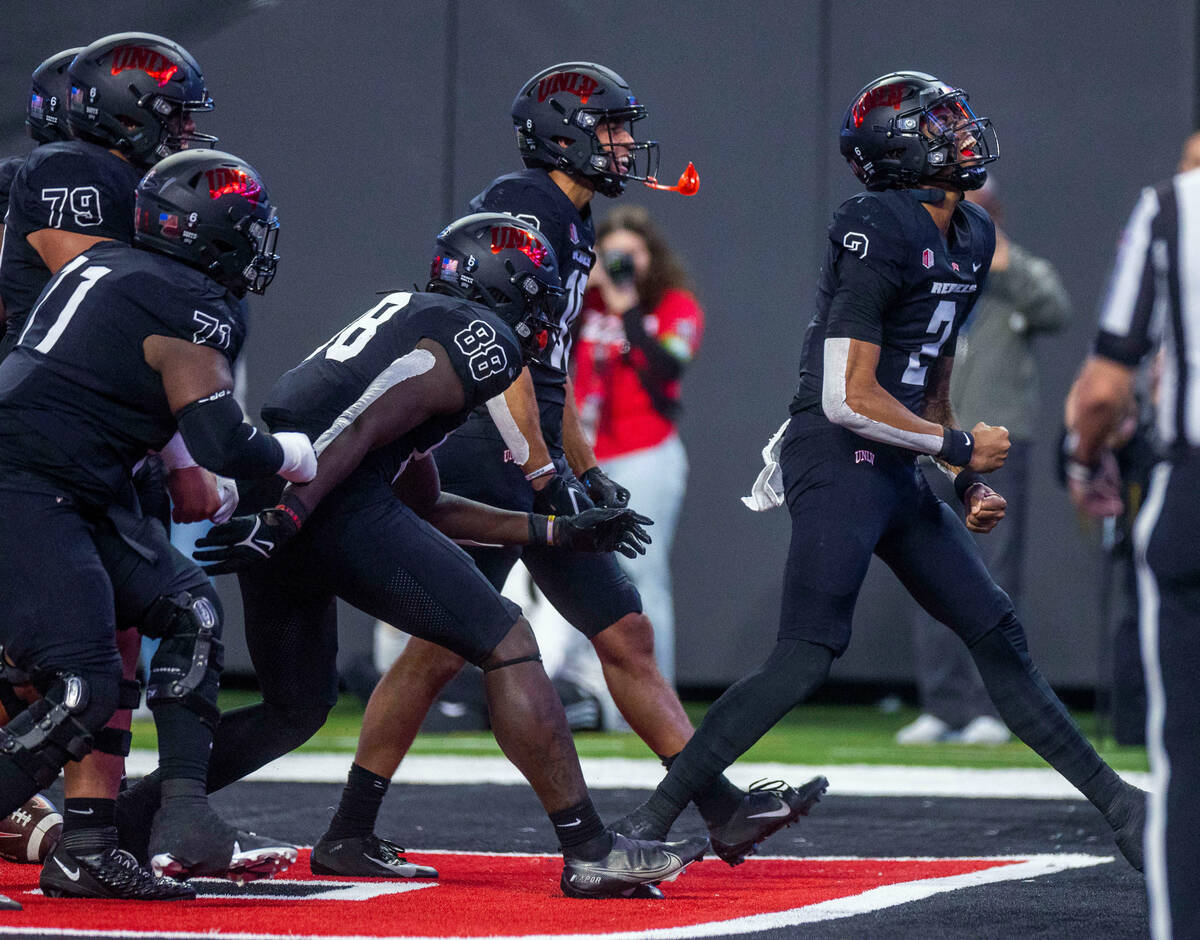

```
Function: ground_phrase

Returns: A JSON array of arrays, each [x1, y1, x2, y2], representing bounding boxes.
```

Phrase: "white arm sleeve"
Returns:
[[821, 337, 944, 454]]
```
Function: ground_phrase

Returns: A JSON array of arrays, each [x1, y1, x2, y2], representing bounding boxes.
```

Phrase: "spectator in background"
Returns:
[[897, 178, 1071, 745], [572, 205, 705, 687]]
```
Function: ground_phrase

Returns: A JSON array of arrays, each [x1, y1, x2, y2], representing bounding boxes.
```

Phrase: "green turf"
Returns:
[[130, 690, 1148, 773]]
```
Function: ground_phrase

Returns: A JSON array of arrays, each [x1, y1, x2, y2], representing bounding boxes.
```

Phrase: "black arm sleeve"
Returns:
[[621, 307, 685, 380], [825, 252, 903, 344], [176, 389, 285, 479]]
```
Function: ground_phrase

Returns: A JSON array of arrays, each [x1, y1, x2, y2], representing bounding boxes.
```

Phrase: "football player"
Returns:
[[0, 48, 81, 334], [0, 36, 244, 901], [117, 213, 707, 899], [313, 62, 823, 880], [0, 150, 310, 891], [612, 71, 1147, 868]]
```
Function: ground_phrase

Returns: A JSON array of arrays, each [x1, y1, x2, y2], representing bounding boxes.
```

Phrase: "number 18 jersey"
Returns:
[[791, 188, 995, 416], [262, 291, 523, 481]]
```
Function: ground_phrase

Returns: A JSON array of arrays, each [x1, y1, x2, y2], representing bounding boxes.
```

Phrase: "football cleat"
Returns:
[[0, 894, 18, 910], [310, 833, 439, 879], [560, 833, 707, 899], [148, 802, 296, 884], [39, 844, 194, 900], [706, 776, 829, 866]]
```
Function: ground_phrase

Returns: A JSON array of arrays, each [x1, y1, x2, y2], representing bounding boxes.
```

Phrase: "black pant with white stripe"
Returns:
[[1135, 450, 1200, 940]]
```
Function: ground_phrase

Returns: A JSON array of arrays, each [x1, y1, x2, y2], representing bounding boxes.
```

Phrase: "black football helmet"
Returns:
[[512, 62, 658, 198], [839, 71, 997, 192], [27, 48, 83, 144], [67, 32, 216, 168], [134, 150, 279, 296], [428, 212, 563, 360]]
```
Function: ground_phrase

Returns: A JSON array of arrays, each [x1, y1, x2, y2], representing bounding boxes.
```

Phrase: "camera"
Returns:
[[604, 251, 636, 286]]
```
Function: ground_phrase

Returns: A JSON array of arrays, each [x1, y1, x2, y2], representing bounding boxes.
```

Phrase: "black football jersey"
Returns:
[[469, 169, 595, 447], [262, 291, 523, 481], [791, 188, 995, 415], [0, 241, 247, 506], [0, 154, 24, 223], [0, 141, 141, 346]]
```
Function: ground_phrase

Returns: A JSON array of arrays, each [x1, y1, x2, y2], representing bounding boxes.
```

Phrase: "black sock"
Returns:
[[661, 754, 744, 826], [61, 799, 118, 855], [151, 703, 213, 783], [324, 763, 389, 841], [550, 799, 608, 857]]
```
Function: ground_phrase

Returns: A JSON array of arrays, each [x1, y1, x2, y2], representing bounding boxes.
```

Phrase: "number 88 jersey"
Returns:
[[0, 140, 143, 350], [262, 291, 523, 476]]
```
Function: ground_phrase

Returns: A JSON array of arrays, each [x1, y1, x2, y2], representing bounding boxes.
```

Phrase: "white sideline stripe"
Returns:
[[0, 853, 1112, 940], [125, 751, 1150, 799]]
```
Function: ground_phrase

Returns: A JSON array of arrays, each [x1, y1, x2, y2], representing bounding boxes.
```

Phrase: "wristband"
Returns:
[[953, 469, 987, 504], [938, 427, 975, 467], [524, 462, 557, 482], [528, 513, 555, 545], [274, 491, 309, 532]]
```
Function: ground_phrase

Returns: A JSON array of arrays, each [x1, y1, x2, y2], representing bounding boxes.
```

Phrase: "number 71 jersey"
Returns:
[[0, 240, 246, 505], [262, 291, 523, 475]]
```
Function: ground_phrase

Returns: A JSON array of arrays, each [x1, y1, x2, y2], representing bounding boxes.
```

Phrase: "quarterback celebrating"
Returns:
[[615, 71, 1146, 867]]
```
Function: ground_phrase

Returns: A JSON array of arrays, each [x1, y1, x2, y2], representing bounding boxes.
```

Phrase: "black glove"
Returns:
[[193, 506, 300, 575], [580, 466, 630, 508], [535, 507, 653, 558], [532, 473, 594, 516]]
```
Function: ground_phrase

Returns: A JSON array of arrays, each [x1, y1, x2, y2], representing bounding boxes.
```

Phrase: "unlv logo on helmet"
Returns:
[[490, 226, 548, 265], [205, 168, 262, 203], [109, 46, 178, 86], [536, 71, 600, 105], [851, 82, 907, 128]]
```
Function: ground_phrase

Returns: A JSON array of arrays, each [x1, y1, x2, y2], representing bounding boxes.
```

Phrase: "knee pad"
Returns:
[[0, 675, 107, 788], [143, 589, 224, 729]]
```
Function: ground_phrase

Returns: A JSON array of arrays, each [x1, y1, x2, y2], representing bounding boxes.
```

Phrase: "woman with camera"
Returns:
[[573, 206, 705, 685]]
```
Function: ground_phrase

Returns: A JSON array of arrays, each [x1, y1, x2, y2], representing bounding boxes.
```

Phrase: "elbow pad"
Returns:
[[176, 390, 285, 479]]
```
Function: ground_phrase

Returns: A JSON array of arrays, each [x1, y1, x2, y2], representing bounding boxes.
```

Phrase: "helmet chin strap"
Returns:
[[912, 188, 947, 203]]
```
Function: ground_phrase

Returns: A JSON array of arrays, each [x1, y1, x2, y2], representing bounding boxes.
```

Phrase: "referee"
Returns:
[[1067, 168, 1200, 940]]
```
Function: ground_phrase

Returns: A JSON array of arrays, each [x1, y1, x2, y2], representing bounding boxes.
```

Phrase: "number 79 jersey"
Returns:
[[262, 291, 523, 478], [0, 240, 246, 505], [791, 187, 995, 415]]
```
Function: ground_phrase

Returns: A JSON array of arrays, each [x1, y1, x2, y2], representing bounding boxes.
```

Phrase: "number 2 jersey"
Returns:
[[0, 140, 142, 350], [790, 188, 995, 418], [467, 168, 595, 452], [0, 241, 247, 507], [262, 291, 523, 482]]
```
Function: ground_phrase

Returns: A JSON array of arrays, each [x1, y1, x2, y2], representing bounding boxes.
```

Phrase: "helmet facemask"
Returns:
[[910, 91, 997, 191], [236, 211, 280, 294], [572, 107, 660, 197], [145, 94, 217, 160]]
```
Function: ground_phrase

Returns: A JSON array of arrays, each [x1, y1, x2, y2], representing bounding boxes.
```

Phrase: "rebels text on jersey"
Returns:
[[469, 170, 595, 423], [0, 241, 246, 505], [0, 141, 141, 342], [263, 291, 523, 481], [791, 189, 995, 416]]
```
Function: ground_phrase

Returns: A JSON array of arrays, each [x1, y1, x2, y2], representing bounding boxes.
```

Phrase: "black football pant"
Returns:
[[1134, 453, 1200, 940]]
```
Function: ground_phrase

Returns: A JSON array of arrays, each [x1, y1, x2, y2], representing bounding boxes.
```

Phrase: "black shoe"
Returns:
[[40, 844, 194, 900], [706, 776, 828, 866], [608, 804, 668, 843], [310, 833, 438, 879], [1107, 784, 1146, 872], [148, 802, 297, 884], [560, 833, 707, 899], [0, 895, 18, 910]]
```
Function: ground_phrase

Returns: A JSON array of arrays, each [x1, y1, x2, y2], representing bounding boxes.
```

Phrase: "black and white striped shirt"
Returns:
[[1096, 169, 1200, 449]]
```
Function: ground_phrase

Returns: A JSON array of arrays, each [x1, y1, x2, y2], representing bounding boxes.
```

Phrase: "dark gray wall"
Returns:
[[6, 0, 1192, 687]]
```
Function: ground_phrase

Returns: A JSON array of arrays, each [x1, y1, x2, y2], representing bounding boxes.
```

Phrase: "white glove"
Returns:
[[741, 419, 790, 511], [275, 431, 317, 483], [211, 476, 240, 524]]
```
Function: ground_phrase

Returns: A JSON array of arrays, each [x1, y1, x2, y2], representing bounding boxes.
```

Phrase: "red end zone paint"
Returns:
[[0, 851, 1075, 938]]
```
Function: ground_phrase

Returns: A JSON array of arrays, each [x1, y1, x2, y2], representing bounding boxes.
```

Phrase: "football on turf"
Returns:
[[0, 794, 62, 863]]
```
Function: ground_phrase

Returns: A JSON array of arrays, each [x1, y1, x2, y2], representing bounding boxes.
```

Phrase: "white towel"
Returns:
[[741, 419, 790, 511]]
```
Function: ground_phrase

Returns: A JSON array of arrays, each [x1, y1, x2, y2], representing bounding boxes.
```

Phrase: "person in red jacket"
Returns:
[[574, 205, 704, 685]]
